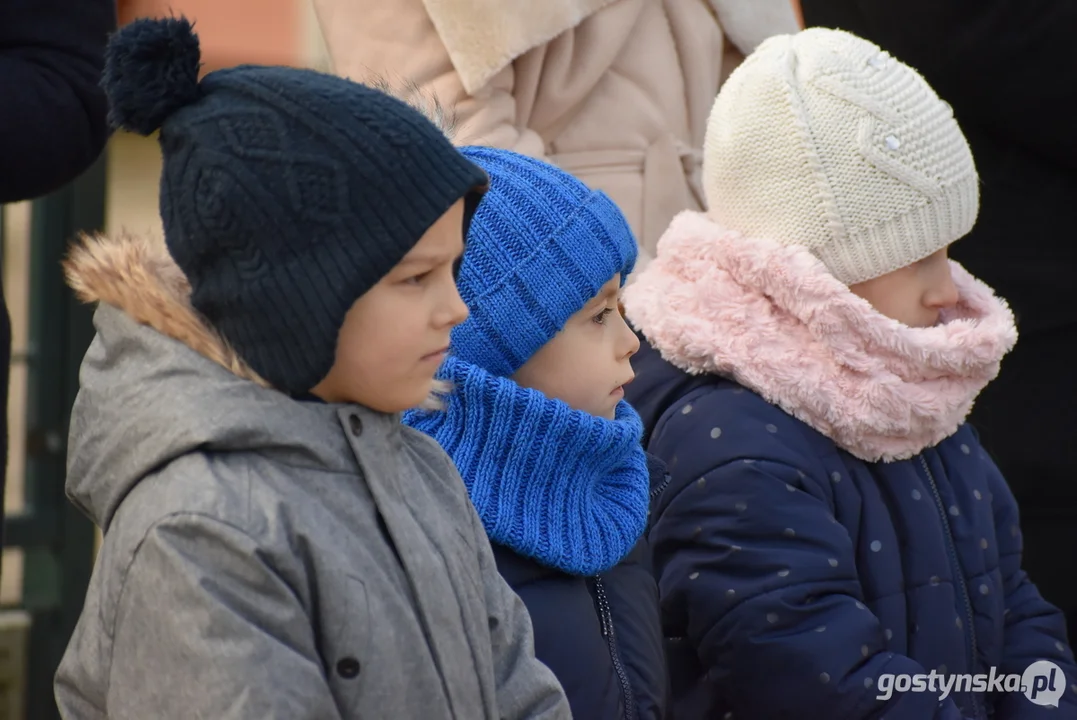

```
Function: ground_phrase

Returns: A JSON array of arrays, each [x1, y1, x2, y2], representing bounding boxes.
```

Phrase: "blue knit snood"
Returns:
[[404, 355, 651, 576]]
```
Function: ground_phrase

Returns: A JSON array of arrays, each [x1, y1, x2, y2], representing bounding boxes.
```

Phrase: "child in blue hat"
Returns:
[[405, 147, 669, 720]]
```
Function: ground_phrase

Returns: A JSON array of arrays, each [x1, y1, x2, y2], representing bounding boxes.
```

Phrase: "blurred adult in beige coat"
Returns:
[[312, 0, 801, 270]]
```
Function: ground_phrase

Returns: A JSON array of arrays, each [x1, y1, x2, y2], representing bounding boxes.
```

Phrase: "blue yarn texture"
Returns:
[[450, 146, 638, 377], [405, 147, 649, 575], [405, 355, 651, 576]]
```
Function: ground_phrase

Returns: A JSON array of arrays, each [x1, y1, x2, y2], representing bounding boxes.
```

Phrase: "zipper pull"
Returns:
[[594, 577, 612, 637]]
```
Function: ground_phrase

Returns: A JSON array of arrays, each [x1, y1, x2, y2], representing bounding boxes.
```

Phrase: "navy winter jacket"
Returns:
[[492, 453, 670, 720], [626, 337, 1077, 719], [0, 0, 114, 202]]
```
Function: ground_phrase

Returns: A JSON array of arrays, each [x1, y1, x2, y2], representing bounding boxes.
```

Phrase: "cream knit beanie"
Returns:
[[702, 28, 979, 285]]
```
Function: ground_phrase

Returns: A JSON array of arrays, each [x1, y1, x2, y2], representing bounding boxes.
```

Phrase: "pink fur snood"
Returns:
[[623, 211, 1017, 463]]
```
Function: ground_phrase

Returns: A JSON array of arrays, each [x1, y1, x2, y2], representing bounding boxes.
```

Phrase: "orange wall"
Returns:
[[118, 0, 303, 71]]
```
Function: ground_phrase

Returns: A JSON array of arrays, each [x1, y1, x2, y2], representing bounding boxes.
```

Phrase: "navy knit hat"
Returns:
[[451, 147, 637, 377], [101, 17, 488, 394]]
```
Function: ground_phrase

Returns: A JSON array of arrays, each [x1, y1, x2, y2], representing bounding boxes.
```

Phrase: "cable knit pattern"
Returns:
[[404, 355, 651, 576], [624, 210, 1018, 462], [100, 17, 488, 394], [702, 28, 978, 285]]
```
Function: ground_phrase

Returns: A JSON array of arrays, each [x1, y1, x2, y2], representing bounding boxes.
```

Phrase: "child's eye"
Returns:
[[403, 271, 430, 285], [593, 307, 614, 325]]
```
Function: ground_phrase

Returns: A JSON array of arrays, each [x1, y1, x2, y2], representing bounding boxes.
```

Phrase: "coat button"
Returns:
[[336, 657, 361, 679], [348, 414, 362, 436]]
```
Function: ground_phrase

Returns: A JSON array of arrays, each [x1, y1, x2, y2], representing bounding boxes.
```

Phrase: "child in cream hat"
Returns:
[[622, 27, 1076, 720]]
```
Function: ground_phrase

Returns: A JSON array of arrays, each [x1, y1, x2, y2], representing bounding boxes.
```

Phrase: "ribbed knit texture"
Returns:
[[702, 27, 979, 285], [404, 355, 651, 575], [403, 147, 648, 574], [451, 146, 638, 376], [102, 17, 489, 394]]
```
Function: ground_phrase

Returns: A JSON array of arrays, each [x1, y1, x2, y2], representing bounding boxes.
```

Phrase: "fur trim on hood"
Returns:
[[623, 211, 1018, 463], [64, 232, 271, 389], [64, 232, 452, 408]]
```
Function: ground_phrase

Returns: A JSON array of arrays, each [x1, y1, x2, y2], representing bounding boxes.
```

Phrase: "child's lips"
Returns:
[[421, 346, 449, 362]]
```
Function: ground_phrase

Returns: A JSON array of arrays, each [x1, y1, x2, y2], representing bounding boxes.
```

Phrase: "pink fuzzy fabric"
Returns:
[[623, 211, 1018, 463]]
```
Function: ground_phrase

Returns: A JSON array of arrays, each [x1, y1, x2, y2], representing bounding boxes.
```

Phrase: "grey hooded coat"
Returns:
[[53, 232, 571, 720]]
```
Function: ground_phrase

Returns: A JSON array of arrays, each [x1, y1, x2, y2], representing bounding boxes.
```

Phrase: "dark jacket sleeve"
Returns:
[[492, 546, 614, 718], [469, 524, 573, 719], [0, 0, 115, 201], [799, 0, 1077, 173], [647, 389, 971, 720], [982, 451, 1077, 717]]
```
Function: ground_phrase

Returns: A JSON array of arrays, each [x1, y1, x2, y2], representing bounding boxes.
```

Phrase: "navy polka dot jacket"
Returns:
[[627, 336, 1077, 720]]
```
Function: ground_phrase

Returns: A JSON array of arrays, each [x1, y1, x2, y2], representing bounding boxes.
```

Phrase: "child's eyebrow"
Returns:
[[398, 253, 443, 266], [584, 285, 620, 310], [398, 243, 467, 267]]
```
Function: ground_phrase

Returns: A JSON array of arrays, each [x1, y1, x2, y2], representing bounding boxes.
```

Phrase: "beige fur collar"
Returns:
[[63, 232, 270, 388], [422, 0, 621, 94], [423, 0, 800, 95]]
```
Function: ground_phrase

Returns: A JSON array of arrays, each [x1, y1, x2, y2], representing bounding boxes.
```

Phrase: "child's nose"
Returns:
[[926, 268, 960, 310], [439, 284, 470, 328], [618, 314, 641, 359]]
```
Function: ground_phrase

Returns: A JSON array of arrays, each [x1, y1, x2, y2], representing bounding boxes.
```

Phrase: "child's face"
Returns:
[[512, 275, 640, 420], [311, 200, 469, 411], [848, 248, 959, 328]]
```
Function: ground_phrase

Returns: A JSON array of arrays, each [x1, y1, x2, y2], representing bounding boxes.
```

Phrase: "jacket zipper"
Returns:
[[650, 472, 672, 502], [920, 454, 982, 720], [593, 576, 639, 720]]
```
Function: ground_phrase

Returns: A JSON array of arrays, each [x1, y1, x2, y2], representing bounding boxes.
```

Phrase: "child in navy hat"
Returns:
[[54, 17, 570, 720], [405, 146, 669, 720]]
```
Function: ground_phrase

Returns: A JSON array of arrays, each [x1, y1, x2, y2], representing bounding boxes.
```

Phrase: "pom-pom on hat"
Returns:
[[101, 17, 488, 394], [102, 17, 202, 134], [449, 147, 637, 377], [702, 28, 978, 285]]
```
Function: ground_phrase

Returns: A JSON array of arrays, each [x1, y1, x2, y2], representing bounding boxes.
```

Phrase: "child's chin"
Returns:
[[352, 381, 434, 414]]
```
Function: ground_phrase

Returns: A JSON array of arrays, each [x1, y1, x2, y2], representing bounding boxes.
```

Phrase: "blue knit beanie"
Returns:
[[101, 17, 488, 394], [452, 147, 637, 376]]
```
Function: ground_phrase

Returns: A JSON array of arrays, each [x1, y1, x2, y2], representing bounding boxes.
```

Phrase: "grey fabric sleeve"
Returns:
[[106, 513, 344, 720]]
